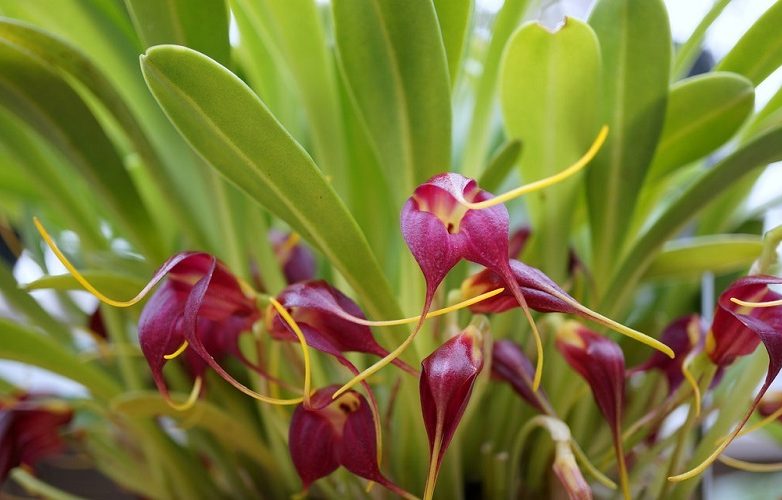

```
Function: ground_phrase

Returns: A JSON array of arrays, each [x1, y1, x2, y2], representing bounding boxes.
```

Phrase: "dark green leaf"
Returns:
[[433, 0, 473, 85], [716, 0, 782, 85]]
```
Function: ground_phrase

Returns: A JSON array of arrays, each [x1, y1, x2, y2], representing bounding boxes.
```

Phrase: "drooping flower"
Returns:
[[288, 386, 411, 498], [463, 259, 672, 357], [670, 275, 782, 482], [556, 321, 630, 500], [420, 323, 485, 500], [266, 281, 415, 375], [0, 394, 73, 482], [491, 339, 549, 413]]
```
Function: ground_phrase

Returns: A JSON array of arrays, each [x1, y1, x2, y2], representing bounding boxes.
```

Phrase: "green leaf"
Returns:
[[648, 72, 754, 179], [23, 271, 147, 300], [123, 0, 230, 65], [478, 140, 522, 194], [0, 318, 121, 399], [0, 39, 164, 260], [716, 0, 782, 85], [587, 0, 671, 290], [671, 0, 731, 80], [644, 235, 762, 280], [604, 126, 782, 315], [111, 391, 276, 470], [461, 0, 531, 178], [499, 18, 600, 280], [140, 45, 404, 322], [433, 0, 473, 85], [332, 0, 451, 203]]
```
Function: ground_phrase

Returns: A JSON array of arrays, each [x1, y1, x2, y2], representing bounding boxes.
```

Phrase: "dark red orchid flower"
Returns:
[[288, 385, 410, 497], [0, 394, 73, 482], [138, 252, 259, 403], [671, 275, 782, 481], [630, 315, 703, 393], [491, 339, 548, 413], [420, 325, 484, 500], [556, 322, 630, 500], [266, 281, 415, 376], [269, 230, 316, 284]]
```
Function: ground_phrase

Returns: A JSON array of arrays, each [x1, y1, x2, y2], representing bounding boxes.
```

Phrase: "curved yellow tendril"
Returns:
[[724, 405, 782, 442], [730, 297, 782, 308], [341, 288, 505, 327], [269, 297, 312, 405], [34, 217, 156, 308], [718, 455, 782, 472], [164, 341, 189, 360], [459, 125, 608, 210], [166, 376, 202, 412]]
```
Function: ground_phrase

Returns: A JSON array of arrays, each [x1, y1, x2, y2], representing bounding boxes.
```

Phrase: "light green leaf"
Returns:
[[644, 235, 762, 280], [433, 0, 473, 85], [479, 140, 522, 194], [671, 0, 730, 80], [0, 318, 121, 399], [0, 39, 164, 260], [461, 0, 531, 178], [140, 45, 404, 321], [123, 0, 229, 65], [716, 0, 782, 85], [604, 126, 782, 315], [648, 72, 754, 179], [332, 0, 451, 203], [587, 0, 671, 290], [23, 271, 147, 300], [111, 391, 276, 470], [499, 18, 600, 279]]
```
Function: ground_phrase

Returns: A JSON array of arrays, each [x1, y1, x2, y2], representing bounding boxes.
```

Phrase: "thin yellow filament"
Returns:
[[570, 441, 617, 490], [681, 353, 702, 417], [342, 288, 505, 327], [616, 440, 631, 500], [34, 217, 155, 308], [718, 455, 782, 472], [164, 340, 189, 360], [166, 376, 202, 412], [269, 297, 312, 405], [423, 420, 444, 500], [668, 417, 743, 482], [280, 232, 301, 255], [729, 405, 782, 441], [519, 302, 544, 391], [459, 125, 608, 210], [730, 297, 782, 308]]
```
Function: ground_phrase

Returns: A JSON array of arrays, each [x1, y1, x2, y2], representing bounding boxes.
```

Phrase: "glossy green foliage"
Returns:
[[717, 0, 782, 85]]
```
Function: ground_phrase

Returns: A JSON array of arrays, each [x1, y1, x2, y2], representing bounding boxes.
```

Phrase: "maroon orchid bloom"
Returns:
[[138, 252, 260, 406], [266, 281, 415, 376], [491, 339, 549, 413], [269, 230, 316, 284], [556, 322, 630, 500], [630, 315, 704, 393], [288, 385, 411, 497], [420, 324, 485, 500], [671, 275, 782, 481], [0, 394, 73, 482]]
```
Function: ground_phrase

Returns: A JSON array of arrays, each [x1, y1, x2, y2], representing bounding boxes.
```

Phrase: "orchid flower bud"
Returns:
[[0, 394, 73, 483], [269, 230, 316, 284], [420, 325, 484, 500], [288, 386, 411, 498], [556, 321, 630, 500], [491, 339, 549, 413], [267, 281, 415, 375]]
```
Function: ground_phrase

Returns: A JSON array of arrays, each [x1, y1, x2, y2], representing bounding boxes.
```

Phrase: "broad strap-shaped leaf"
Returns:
[[499, 18, 600, 280], [0, 37, 164, 260], [587, 0, 671, 289], [0, 318, 121, 399], [124, 0, 230, 65], [716, 0, 782, 85], [0, 18, 211, 248], [140, 45, 404, 322], [671, 0, 730, 80], [332, 0, 451, 203], [433, 0, 473, 85], [648, 72, 754, 180], [461, 0, 531, 178], [643, 235, 762, 280], [604, 126, 782, 315]]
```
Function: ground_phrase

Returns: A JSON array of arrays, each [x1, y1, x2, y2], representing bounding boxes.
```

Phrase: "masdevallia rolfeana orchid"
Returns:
[[32, 127, 691, 499]]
